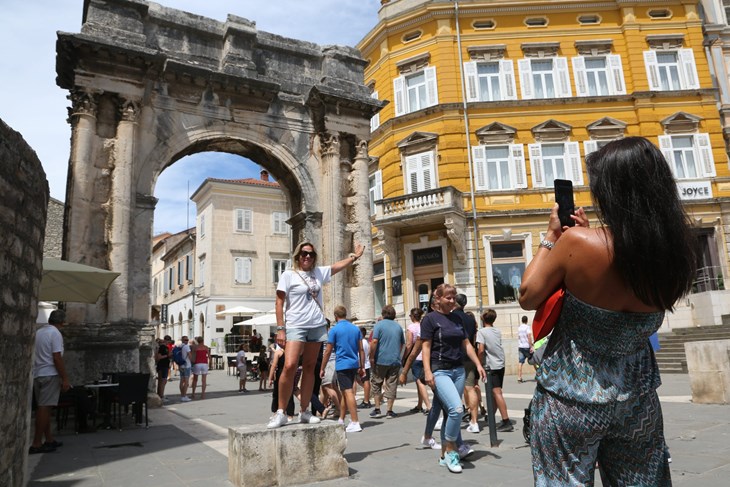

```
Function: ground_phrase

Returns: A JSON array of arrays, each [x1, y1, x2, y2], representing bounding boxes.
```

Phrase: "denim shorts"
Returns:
[[179, 366, 192, 378], [285, 324, 328, 343], [411, 360, 424, 382]]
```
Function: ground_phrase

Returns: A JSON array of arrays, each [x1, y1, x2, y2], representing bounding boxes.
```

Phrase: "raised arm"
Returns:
[[330, 243, 365, 276]]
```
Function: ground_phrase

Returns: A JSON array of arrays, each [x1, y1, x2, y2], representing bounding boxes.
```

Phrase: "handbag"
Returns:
[[532, 287, 565, 341]]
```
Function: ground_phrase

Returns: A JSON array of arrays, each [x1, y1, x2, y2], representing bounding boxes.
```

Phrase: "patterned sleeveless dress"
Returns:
[[530, 291, 672, 486]]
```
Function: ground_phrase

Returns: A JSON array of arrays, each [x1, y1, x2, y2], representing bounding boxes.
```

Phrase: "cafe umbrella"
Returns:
[[39, 258, 121, 304]]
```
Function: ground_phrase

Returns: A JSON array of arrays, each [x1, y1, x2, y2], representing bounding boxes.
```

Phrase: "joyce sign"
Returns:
[[677, 181, 712, 200]]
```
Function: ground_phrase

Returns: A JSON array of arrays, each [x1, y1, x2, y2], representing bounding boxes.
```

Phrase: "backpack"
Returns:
[[172, 345, 186, 366]]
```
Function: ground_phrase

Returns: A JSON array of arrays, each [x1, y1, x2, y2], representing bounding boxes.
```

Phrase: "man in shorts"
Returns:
[[30, 309, 71, 454], [453, 293, 481, 433], [179, 336, 192, 402], [476, 309, 513, 432], [321, 305, 365, 432], [369, 304, 404, 419]]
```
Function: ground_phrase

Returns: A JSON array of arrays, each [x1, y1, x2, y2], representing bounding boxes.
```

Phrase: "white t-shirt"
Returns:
[[236, 350, 247, 368], [517, 323, 532, 348], [34, 324, 64, 378], [277, 266, 331, 329], [182, 343, 192, 368], [362, 338, 371, 370]]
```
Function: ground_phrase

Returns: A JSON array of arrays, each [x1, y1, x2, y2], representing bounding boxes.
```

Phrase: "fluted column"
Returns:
[[107, 98, 139, 322], [65, 89, 104, 324], [350, 139, 375, 321], [320, 133, 343, 317]]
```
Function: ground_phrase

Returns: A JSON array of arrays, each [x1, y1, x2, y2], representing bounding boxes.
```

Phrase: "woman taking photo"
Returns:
[[519, 137, 695, 486], [267, 241, 365, 428], [421, 283, 486, 473]]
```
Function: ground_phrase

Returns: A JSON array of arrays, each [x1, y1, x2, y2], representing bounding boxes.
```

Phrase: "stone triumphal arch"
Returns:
[[56, 0, 382, 381]]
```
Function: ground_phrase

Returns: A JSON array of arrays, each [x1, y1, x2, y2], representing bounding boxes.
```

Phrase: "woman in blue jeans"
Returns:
[[421, 283, 486, 473]]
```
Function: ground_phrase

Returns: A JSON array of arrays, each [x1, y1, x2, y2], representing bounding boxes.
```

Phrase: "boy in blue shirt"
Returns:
[[321, 305, 365, 432]]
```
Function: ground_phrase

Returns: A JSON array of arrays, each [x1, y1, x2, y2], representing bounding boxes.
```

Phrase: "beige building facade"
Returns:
[[191, 170, 291, 346]]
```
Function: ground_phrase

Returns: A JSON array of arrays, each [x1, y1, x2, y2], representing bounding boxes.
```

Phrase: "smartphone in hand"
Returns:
[[554, 179, 575, 228]]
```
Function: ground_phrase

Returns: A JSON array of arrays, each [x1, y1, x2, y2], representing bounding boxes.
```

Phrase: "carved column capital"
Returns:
[[119, 98, 141, 122], [445, 215, 467, 264], [321, 132, 340, 158], [67, 88, 99, 120], [356, 139, 369, 160]]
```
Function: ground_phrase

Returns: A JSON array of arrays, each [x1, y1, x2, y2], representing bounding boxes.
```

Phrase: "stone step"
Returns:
[[655, 324, 730, 374]]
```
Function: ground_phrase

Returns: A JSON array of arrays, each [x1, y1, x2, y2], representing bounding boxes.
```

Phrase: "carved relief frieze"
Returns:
[[531, 119, 572, 142], [521, 42, 560, 58], [444, 215, 467, 264], [467, 44, 507, 61], [395, 52, 431, 74], [574, 39, 613, 56]]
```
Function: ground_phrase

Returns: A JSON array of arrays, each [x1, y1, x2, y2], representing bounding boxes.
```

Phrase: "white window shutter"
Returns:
[[242, 258, 252, 284], [421, 151, 435, 190], [528, 143, 545, 187], [555, 57, 572, 98], [678, 48, 700, 90], [405, 154, 419, 193], [425, 66, 439, 107], [499, 59, 517, 100], [235, 209, 242, 231], [370, 91, 380, 131], [607, 54, 626, 95], [472, 145, 487, 190], [509, 144, 527, 189], [464, 61, 479, 102], [583, 140, 599, 159], [393, 76, 406, 116], [644, 51, 661, 91], [518, 59, 533, 99], [243, 209, 252, 232], [375, 170, 383, 200], [566, 142, 583, 185], [234, 257, 244, 283], [572, 56, 589, 97], [694, 133, 716, 177], [657, 135, 674, 170]]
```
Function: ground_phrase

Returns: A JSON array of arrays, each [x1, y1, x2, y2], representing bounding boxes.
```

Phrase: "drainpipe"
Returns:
[[454, 1, 484, 313]]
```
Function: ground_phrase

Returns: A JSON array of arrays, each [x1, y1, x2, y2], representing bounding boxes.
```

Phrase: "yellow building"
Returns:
[[359, 0, 730, 328]]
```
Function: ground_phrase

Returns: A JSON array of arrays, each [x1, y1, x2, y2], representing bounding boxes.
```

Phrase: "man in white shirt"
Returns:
[[30, 310, 71, 454]]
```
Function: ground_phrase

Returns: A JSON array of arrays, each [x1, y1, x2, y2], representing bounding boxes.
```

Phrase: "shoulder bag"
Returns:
[[531, 287, 565, 341]]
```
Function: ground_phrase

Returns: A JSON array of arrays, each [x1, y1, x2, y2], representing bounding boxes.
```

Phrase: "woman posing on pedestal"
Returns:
[[267, 241, 365, 428]]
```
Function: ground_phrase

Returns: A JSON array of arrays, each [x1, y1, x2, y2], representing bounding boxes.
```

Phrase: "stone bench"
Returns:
[[228, 422, 349, 487]]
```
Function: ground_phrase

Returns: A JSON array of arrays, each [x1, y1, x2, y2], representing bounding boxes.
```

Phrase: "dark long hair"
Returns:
[[586, 137, 697, 310]]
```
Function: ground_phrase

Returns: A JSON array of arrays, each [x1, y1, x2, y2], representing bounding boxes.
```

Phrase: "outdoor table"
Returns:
[[85, 382, 119, 430]]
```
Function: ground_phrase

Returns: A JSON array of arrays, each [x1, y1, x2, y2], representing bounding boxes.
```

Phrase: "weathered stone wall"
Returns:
[[0, 118, 49, 487], [43, 198, 65, 258]]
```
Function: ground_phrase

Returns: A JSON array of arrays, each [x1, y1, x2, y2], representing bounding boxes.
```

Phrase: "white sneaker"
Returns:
[[299, 410, 321, 424], [337, 418, 345, 425], [466, 422, 480, 433], [267, 410, 288, 429], [420, 436, 441, 450], [180, 396, 191, 402], [434, 417, 443, 431], [345, 422, 362, 433]]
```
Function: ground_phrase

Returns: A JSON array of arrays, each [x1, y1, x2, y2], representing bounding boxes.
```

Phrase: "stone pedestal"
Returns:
[[685, 339, 730, 404], [228, 423, 348, 487]]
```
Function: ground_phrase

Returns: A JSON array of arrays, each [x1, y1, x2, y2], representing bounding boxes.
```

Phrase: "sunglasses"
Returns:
[[299, 251, 316, 258]]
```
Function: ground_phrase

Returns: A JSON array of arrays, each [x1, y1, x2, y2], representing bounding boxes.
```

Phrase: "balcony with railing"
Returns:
[[692, 265, 725, 294], [373, 186, 464, 228]]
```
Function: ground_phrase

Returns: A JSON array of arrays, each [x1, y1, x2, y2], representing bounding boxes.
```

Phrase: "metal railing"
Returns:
[[691, 266, 725, 294]]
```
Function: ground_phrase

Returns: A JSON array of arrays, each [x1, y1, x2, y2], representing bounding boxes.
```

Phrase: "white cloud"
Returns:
[[0, 0, 379, 234]]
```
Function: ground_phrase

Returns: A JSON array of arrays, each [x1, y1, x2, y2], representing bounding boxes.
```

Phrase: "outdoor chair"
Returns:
[[227, 356, 238, 376], [112, 373, 150, 430]]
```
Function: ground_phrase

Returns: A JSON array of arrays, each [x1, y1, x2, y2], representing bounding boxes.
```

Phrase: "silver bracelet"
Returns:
[[539, 239, 555, 250]]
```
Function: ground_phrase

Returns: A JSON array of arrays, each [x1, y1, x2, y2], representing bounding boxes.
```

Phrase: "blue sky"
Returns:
[[0, 0, 380, 234]]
